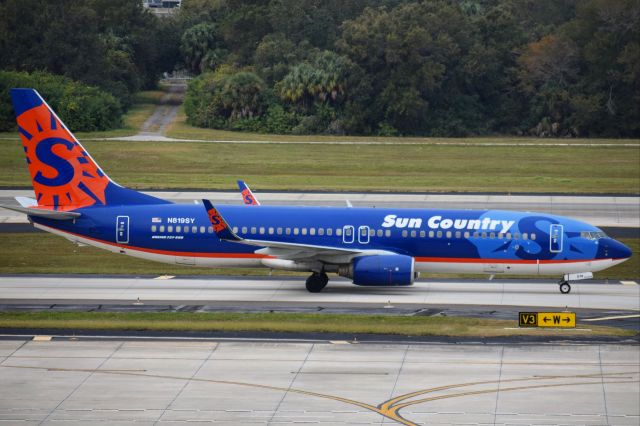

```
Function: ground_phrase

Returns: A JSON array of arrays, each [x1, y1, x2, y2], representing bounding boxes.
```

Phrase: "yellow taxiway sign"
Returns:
[[519, 312, 576, 328]]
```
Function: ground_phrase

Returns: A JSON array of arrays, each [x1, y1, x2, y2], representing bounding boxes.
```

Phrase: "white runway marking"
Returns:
[[582, 314, 640, 322]]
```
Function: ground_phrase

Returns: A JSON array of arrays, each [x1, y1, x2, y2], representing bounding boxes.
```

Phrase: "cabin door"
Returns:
[[116, 216, 129, 244]]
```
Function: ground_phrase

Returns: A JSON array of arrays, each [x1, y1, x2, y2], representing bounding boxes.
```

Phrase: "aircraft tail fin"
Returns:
[[10, 88, 169, 211], [237, 180, 260, 205]]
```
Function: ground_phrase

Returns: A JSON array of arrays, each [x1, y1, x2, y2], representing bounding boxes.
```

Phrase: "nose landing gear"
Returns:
[[306, 272, 329, 293], [559, 280, 571, 294]]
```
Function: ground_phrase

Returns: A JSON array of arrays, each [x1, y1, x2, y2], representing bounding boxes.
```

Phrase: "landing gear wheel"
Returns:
[[559, 281, 571, 294], [306, 272, 329, 293]]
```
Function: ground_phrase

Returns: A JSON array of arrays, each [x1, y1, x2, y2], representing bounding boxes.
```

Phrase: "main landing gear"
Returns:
[[559, 280, 571, 294], [306, 272, 329, 293]]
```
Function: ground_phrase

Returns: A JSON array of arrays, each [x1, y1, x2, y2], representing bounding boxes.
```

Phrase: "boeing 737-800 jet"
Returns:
[[2, 89, 632, 293]]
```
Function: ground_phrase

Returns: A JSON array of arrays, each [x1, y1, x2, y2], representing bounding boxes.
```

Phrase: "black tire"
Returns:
[[306, 273, 328, 293], [559, 281, 571, 294]]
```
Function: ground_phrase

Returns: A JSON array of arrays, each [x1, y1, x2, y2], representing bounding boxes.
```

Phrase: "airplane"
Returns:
[[1, 88, 632, 293]]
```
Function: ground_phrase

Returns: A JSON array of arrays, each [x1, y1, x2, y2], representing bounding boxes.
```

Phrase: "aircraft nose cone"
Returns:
[[608, 239, 632, 260]]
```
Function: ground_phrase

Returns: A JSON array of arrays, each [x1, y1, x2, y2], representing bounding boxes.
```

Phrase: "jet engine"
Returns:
[[338, 254, 415, 286]]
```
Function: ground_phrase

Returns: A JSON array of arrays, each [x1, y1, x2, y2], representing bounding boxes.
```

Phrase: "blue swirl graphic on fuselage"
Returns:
[[34, 138, 75, 187], [515, 215, 559, 260]]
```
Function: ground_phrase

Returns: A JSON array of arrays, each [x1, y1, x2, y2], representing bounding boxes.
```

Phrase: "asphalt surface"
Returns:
[[1, 276, 638, 327]]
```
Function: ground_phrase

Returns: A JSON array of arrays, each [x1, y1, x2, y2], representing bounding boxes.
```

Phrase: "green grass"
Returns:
[[167, 109, 640, 145], [1, 138, 638, 193], [0, 311, 632, 337], [0, 233, 637, 280]]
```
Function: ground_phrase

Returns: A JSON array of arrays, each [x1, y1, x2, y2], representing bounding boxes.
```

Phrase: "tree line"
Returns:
[[180, 0, 639, 137], [1, 0, 638, 137]]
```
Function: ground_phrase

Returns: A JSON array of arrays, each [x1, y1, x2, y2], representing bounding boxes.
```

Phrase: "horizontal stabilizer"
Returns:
[[0, 202, 80, 220]]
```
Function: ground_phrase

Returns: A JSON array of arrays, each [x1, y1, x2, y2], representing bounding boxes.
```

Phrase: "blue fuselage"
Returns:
[[33, 203, 632, 275]]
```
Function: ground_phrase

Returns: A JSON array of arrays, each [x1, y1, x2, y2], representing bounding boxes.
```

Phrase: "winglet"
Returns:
[[237, 180, 260, 205], [202, 199, 242, 241]]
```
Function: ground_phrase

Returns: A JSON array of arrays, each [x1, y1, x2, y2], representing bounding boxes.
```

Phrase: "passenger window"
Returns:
[[481, 232, 487, 239], [200, 226, 205, 233], [377, 229, 383, 237], [176, 226, 182, 233], [301, 228, 307, 235], [242, 227, 248, 234], [489, 232, 495, 239], [420, 230, 425, 238], [437, 231, 442, 238], [369, 229, 375, 236], [531, 233, 536, 240], [402, 230, 408, 237], [506, 233, 512, 240], [446, 231, 452, 238], [232, 226, 238, 233], [277, 227, 282, 235], [159, 225, 165, 232], [151, 225, 157, 232], [429, 231, 434, 238], [259, 227, 265, 234], [208, 226, 213, 234], [184, 226, 189, 234], [268, 227, 274, 235], [514, 233, 520, 240], [385, 230, 391, 237], [497, 233, 503, 239], [293, 228, 299, 235], [410, 230, 416, 238], [455, 231, 461, 239], [251, 226, 257, 234], [522, 233, 528, 240], [310, 228, 316, 235], [464, 231, 470, 238], [336, 229, 342, 236], [192, 226, 197, 233], [318, 228, 325, 236], [285, 228, 291, 235]]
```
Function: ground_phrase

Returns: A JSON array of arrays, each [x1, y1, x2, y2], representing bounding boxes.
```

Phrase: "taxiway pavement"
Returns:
[[1, 276, 638, 311], [0, 338, 637, 425], [1, 190, 638, 228]]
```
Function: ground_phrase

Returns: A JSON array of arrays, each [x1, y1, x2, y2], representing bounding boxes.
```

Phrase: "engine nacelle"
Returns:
[[338, 254, 415, 286]]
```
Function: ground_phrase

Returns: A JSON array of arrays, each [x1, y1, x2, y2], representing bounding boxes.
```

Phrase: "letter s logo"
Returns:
[[33, 138, 75, 187], [515, 216, 559, 260]]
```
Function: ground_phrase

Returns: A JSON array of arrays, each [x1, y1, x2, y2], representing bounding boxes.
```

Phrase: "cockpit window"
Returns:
[[580, 231, 607, 240]]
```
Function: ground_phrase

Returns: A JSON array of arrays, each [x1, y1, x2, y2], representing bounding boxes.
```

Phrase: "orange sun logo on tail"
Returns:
[[16, 103, 110, 211]]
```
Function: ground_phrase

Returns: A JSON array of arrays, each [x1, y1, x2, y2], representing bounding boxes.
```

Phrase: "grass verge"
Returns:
[[1, 139, 638, 193], [0, 233, 637, 280], [0, 312, 633, 337], [166, 110, 640, 145]]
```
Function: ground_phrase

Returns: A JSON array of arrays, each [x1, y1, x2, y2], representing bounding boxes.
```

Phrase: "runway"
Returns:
[[1, 276, 638, 311], [1, 189, 639, 228]]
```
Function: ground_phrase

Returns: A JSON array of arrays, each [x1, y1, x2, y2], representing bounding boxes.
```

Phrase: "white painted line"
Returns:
[[620, 281, 638, 286], [32, 335, 51, 341], [582, 314, 640, 322], [154, 275, 175, 280], [329, 341, 351, 345]]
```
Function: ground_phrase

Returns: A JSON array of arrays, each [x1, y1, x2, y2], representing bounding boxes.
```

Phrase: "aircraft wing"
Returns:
[[202, 199, 368, 262]]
